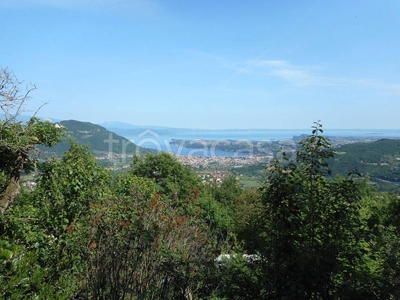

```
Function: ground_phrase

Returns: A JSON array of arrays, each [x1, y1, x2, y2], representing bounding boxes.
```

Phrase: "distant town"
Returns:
[[89, 134, 396, 188]]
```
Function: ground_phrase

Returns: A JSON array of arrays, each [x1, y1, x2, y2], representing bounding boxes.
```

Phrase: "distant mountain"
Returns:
[[101, 121, 143, 130], [40, 120, 155, 157], [1, 114, 62, 123], [100, 122, 183, 144], [101, 121, 177, 131]]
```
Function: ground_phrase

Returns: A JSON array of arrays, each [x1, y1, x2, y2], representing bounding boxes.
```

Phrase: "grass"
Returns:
[[239, 176, 262, 188]]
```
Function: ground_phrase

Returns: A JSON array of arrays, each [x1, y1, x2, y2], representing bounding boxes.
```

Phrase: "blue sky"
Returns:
[[1, 0, 399, 129]]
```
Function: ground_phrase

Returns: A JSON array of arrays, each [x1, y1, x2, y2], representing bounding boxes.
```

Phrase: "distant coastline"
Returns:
[[103, 126, 400, 157], [103, 125, 400, 142]]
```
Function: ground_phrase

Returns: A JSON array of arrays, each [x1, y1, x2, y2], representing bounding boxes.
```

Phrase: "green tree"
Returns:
[[260, 122, 367, 299], [368, 193, 400, 298], [212, 176, 242, 207], [131, 152, 201, 205], [2, 142, 111, 297], [0, 68, 65, 214], [234, 188, 264, 253]]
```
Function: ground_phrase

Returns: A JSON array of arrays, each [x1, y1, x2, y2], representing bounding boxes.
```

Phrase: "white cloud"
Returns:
[[270, 68, 318, 86], [194, 50, 400, 97], [247, 59, 327, 86], [239, 59, 400, 94]]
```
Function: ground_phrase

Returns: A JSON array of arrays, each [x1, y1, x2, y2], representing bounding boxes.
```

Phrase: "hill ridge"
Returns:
[[40, 119, 155, 158]]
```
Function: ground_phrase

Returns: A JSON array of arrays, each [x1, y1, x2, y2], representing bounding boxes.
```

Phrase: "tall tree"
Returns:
[[260, 122, 366, 299], [0, 68, 65, 214]]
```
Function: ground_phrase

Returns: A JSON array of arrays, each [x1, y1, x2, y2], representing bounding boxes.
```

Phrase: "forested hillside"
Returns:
[[40, 119, 154, 157], [232, 138, 400, 192], [329, 139, 400, 192]]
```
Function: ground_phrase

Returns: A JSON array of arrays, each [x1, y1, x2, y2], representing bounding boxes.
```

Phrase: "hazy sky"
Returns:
[[1, 1, 399, 129]]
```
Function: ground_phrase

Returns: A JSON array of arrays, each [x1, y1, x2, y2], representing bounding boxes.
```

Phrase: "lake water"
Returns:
[[161, 129, 400, 141], [114, 128, 400, 157]]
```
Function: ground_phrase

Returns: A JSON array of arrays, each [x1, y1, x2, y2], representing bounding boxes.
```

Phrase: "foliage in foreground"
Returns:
[[0, 68, 66, 215], [2, 119, 400, 299]]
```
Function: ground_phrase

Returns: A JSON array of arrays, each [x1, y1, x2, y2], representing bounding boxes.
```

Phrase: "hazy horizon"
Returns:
[[100, 121, 400, 132], [5, 114, 400, 131]]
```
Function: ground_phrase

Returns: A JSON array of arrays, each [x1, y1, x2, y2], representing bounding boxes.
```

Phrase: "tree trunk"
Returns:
[[0, 175, 21, 214], [184, 286, 193, 300], [0, 155, 23, 214]]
